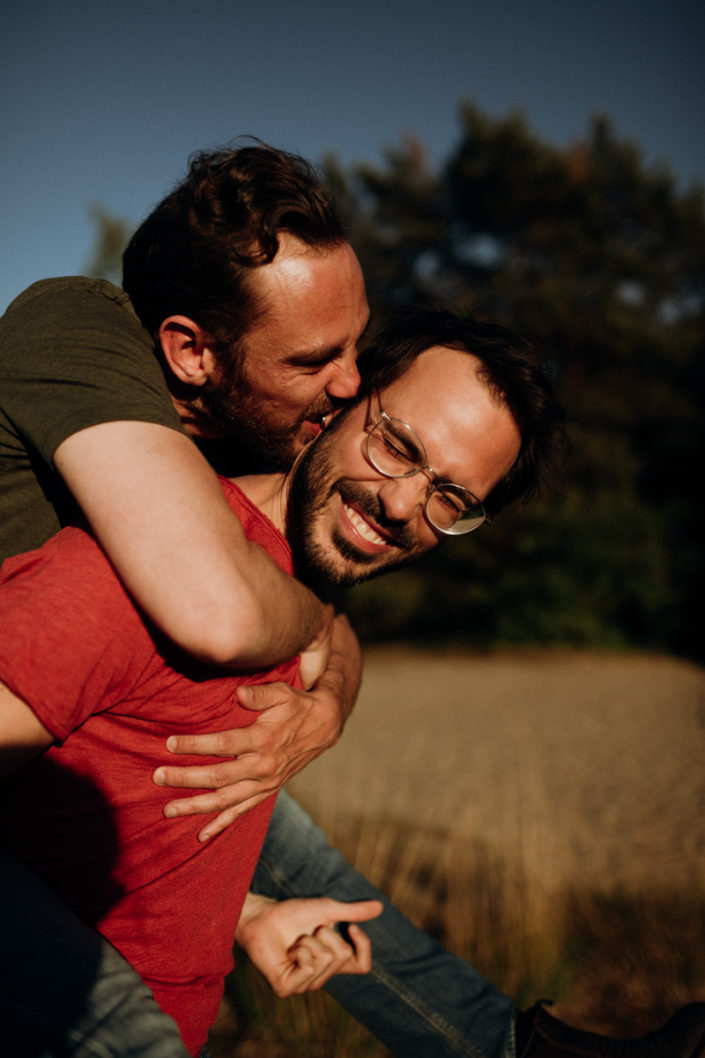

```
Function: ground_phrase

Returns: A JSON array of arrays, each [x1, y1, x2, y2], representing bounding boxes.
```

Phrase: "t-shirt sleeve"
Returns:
[[0, 278, 184, 464], [0, 528, 155, 741]]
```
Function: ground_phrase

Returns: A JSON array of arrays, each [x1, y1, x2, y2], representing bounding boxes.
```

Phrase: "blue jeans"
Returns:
[[251, 791, 515, 1058]]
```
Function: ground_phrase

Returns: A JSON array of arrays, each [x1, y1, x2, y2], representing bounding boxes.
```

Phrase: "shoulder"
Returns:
[[1, 277, 147, 351], [4, 276, 132, 309], [3, 276, 133, 318], [218, 477, 293, 575]]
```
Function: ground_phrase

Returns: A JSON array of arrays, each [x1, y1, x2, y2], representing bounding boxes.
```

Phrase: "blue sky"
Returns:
[[2, 0, 703, 313]]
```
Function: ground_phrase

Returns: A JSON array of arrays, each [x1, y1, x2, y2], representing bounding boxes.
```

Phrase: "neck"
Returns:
[[233, 472, 289, 534]]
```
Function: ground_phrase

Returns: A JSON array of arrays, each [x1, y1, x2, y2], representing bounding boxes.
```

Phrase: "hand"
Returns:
[[153, 616, 362, 841], [153, 682, 346, 842], [235, 893, 383, 997]]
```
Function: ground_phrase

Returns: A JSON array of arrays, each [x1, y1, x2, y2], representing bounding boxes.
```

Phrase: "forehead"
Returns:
[[248, 235, 366, 341], [378, 345, 489, 429], [375, 345, 521, 494]]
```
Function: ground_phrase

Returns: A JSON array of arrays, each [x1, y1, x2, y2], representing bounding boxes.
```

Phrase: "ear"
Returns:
[[158, 316, 217, 388]]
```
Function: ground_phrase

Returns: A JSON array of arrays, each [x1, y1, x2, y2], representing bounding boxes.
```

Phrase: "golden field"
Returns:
[[211, 648, 705, 1056]]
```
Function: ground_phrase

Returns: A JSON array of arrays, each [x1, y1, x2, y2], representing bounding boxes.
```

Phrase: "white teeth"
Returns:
[[343, 502, 387, 546]]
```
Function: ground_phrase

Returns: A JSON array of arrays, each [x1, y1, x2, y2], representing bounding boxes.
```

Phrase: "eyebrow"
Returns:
[[285, 316, 372, 368], [285, 346, 345, 369]]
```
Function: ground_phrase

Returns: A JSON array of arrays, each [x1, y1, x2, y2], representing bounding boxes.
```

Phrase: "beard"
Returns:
[[286, 419, 422, 589], [198, 357, 335, 471]]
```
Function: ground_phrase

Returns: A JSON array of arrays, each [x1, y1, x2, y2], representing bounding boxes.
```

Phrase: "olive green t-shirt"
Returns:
[[0, 277, 185, 561]]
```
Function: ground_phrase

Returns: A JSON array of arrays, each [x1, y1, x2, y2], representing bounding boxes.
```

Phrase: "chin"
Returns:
[[310, 549, 407, 589], [292, 542, 379, 590]]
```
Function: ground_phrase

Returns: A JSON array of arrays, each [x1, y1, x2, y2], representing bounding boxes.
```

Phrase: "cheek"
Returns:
[[242, 362, 312, 407], [273, 382, 324, 417], [416, 524, 441, 555]]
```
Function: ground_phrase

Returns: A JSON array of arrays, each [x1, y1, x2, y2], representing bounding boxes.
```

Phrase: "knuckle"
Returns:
[[212, 790, 235, 812], [249, 726, 270, 750], [211, 761, 239, 783], [198, 767, 219, 787], [257, 752, 280, 778], [214, 731, 236, 753]]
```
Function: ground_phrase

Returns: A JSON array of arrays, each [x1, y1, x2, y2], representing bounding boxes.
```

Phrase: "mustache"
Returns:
[[336, 480, 417, 552], [300, 393, 340, 425]]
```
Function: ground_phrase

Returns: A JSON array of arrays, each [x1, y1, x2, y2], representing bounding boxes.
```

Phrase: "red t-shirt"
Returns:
[[0, 478, 300, 1056]]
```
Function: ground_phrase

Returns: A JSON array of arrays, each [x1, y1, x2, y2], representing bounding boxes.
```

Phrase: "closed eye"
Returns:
[[435, 489, 466, 514], [382, 428, 422, 465], [287, 349, 341, 371], [382, 436, 412, 462]]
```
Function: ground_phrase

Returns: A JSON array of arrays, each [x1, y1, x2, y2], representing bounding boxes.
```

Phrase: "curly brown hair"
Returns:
[[122, 139, 346, 362]]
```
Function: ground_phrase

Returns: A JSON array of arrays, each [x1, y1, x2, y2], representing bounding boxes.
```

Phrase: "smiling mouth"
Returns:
[[342, 501, 390, 548]]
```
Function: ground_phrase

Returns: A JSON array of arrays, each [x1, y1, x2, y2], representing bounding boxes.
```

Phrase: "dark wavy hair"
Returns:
[[356, 306, 566, 516], [122, 140, 346, 360]]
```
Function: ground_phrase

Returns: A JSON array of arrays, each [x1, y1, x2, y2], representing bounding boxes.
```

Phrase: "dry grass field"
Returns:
[[210, 648, 705, 1056]]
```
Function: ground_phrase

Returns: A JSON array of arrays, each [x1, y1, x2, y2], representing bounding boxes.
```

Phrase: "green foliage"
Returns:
[[327, 104, 705, 659]]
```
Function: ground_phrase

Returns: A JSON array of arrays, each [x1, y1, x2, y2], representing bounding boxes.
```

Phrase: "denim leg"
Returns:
[[0, 846, 189, 1058], [251, 791, 515, 1058]]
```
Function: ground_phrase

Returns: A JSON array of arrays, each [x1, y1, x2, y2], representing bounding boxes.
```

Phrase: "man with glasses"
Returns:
[[2, 307, 702, 1058]]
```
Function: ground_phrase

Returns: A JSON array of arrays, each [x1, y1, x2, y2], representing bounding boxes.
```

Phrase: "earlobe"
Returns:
[[158, 316, 216, 387]]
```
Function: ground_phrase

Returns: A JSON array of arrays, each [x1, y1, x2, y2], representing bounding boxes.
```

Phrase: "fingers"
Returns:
[[236, 682, 295, 712], [165, 732, 252, 757], [159, 780, 265, 818], [276, 900, 382, 994], [300, 897, 382, 930], [277, 925, 368, 997], [196, 793, 272, 842], [153, 754, 255, 789], [339, 923, 373, 974], [153, 739, 286, 791], [334, 899, 384, 925]]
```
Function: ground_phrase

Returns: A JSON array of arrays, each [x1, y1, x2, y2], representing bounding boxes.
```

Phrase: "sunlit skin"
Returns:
[[198, 233, 370, 467], [246, 346, 523, 587]]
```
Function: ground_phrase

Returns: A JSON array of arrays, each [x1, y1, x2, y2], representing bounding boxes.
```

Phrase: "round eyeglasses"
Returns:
[[365, 408, 487, 535]]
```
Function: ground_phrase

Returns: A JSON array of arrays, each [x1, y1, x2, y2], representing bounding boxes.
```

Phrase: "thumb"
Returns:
[[236, 684, 277, 712], [328, 899, 384, 925]]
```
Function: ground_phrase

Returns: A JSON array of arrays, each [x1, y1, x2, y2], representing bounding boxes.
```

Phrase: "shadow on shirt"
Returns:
[[0, 759, 154, 1052]]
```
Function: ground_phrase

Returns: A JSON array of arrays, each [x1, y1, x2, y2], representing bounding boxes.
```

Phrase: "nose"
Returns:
[[378, 475, 426, 523], [324, 350, 361, 400]]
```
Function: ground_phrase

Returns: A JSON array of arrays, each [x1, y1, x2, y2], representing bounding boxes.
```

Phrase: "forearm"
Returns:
[[229, 541, 332, 670], [55, 422, 329, 668]]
